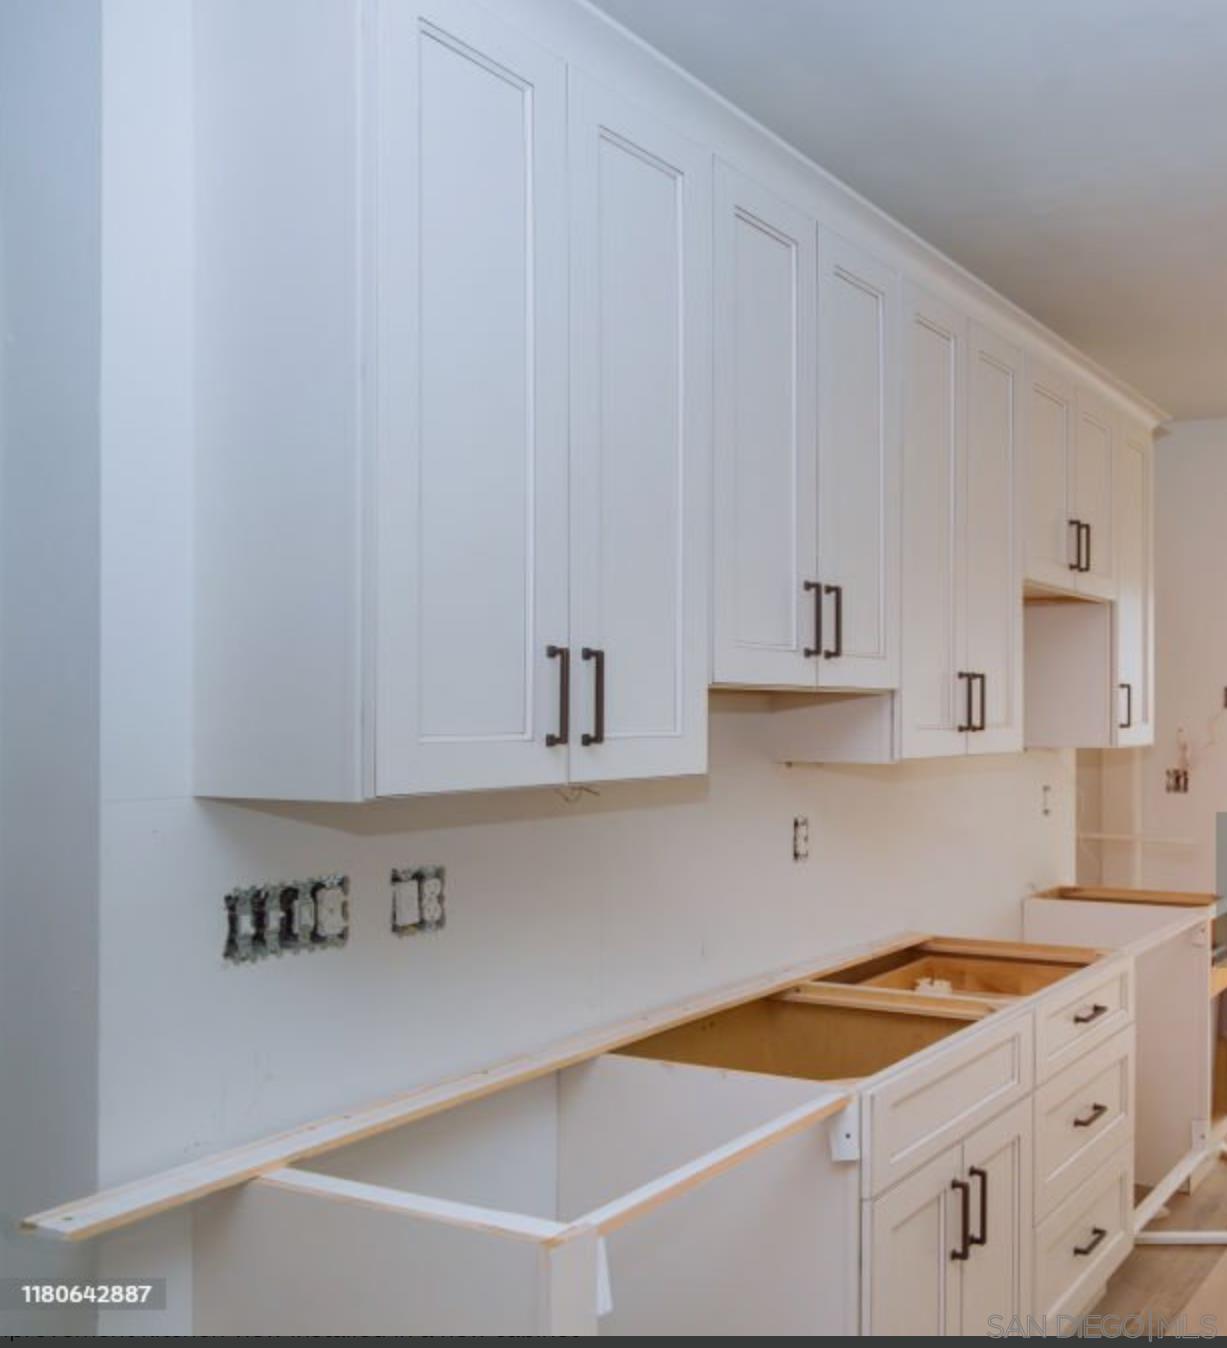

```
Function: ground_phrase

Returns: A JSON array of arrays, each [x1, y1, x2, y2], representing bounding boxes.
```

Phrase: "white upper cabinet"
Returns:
[[711, 179, 898, 693], [1024, 361, 1078, 592], [817, 228, 901, 690], [567, 75, 711, 782], [712, 163, 817, 688], [900, 285, 966, 760], [900, 288, 1022, 760], [194, 0, 1159, 797], [1072, 387, 1117, 601], [376, 0, 570, 795], [1024, 362, 1117, 601], [964, 322, 1024, 756], [1113, 419, 1154, 746]]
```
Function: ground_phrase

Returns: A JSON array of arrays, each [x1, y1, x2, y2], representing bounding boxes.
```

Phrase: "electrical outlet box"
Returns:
[[224, 874, 351, 963], [313, 876, 350, 945], [792, 816, 810, 862], [391, 865, 446, 936]]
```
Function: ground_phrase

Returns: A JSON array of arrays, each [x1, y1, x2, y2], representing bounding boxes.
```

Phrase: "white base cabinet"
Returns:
[[865, 1098, 1032, 1337]]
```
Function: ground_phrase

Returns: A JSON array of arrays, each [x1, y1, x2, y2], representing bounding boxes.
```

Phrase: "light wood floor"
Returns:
[[1093, 1159, 1227, 1333]]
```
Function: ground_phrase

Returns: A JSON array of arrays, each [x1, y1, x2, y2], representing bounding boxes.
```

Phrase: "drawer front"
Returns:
[[1035, 1145, 1133, 1322], [866, 1011, 1033, 1196], [1034, 1026, 1134, 1220], [1035, 960, 1133, 1081]]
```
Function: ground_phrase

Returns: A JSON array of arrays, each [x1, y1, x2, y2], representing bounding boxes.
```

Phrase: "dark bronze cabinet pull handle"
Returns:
[[823, 583, 843, 659], [969, 1166, 988, 1247], [957, 671, 974, 733], [546, 645, 570, 746], [1073, 1102, 1108, 1129], [1081, 521, 1092, 573], [1068, 518, 1083, 571], [803, 581, 822, 658], [974, 672, 987, 732], [581, 647, 605, 746], [950, 1177, 971, 1261], [1119, 682, 1133, 730], [1073, 1002, 1109, 1025], [1074, 1226, 1107, 1257]]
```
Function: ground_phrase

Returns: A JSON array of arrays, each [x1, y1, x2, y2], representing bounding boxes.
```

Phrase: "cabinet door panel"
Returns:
[[1073, 388, 1116, 600], [1115, 422, 1153, 746], [867, 1145, 962, 1336], [1025, 362, 1076, 591], [959, 1099, 1033, 1336], [965, 324, 1023, 755], [568, 76, 711, 782], [712, 162, 817, 687], [817, 230, 900, 689], [900, 285, 966, 759], [376, 0, 569, 794]]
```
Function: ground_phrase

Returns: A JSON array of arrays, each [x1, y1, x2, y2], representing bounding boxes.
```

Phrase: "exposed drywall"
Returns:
[[1087, 418, 1227, 894], [89, 0, 1072, 1333], [0, 0, 102, 1335]]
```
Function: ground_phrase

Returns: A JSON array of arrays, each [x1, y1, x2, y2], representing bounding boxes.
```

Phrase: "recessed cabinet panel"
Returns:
[[1072, 389, 1116, 600], [568, 75, 711, 782], [818, 231, 900, 689], [1025, 363, 1077, 591], [1115, 422, 1153, 746], [712, 163, 817, 687], [965, 325, 1023, 755], [867, 1145, 962, 1335], [900, 286, 965, 759], [375, 0, 570, 794], [959, 1101, 1033, 1336]]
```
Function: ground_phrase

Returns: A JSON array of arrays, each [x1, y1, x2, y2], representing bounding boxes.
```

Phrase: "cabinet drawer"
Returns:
[[1035, 960, 1132, 1080], [1034, 1145, 1133, 1322], [1035, 1027, 1134, 1220], [865, 1011, 1033, 1196]]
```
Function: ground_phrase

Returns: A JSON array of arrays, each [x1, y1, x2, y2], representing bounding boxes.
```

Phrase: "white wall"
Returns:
[[1087, 418, 1227, 894], [0, 0, 102, 1335], [81, 0, 1076, 1333]]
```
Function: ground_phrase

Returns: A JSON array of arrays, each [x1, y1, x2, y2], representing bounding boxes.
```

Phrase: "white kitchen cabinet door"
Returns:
[[958, 1099, 1033, 1337], [964, 323, 1023, 755], [711, 161, 817, 688], [375, 0, 570, 795], [568, 75, 712, 782], [900, 284, 967, 759], [1072, 387, 1116, 601], [1024, 360, 1078, 592], [817, 229, 900, 690], [1114, 420, 1153, 746], [867, 1144, 962, 1336]]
